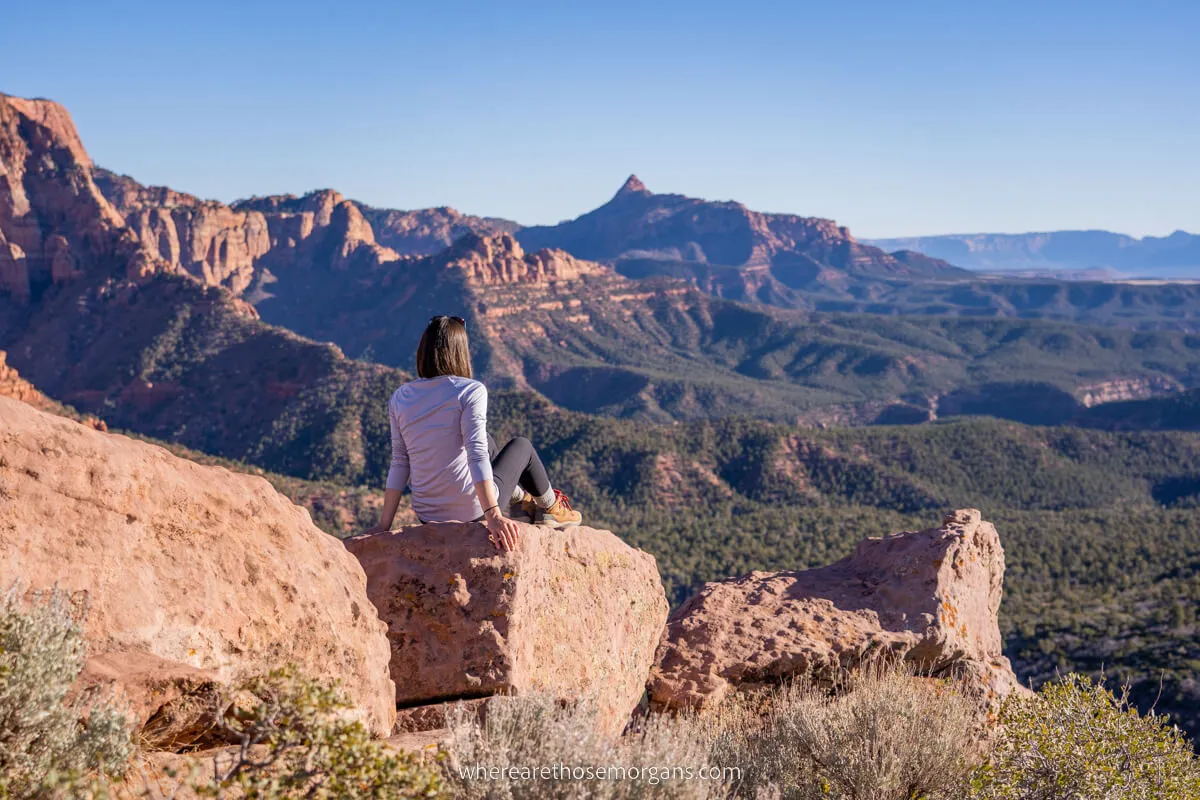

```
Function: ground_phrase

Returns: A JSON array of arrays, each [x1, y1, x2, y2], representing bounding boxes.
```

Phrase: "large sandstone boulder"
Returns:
[[345, 522, 668, 735], [649, 509, 1024, 712], [0, 396, 395, 742]]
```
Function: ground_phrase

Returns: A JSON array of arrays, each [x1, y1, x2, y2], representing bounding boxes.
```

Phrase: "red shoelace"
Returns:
[[553, 489, 574, 510]]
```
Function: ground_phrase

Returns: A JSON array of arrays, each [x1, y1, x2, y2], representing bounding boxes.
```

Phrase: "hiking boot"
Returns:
[[508, 490, 539, 523], [538, 489, 582, 529]]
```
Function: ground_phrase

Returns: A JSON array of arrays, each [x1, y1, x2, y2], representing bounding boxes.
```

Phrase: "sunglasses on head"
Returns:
[[430, 315, 465, 324]]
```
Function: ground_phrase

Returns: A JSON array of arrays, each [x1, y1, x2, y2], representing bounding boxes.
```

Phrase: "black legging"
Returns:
[[488, 434, 551, 505]]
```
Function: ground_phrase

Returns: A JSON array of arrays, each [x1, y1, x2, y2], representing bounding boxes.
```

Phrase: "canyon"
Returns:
[[4, 91, 1199, 443]]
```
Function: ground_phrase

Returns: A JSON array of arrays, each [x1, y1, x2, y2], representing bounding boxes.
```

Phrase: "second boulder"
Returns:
[[346, 523, 668, 735]]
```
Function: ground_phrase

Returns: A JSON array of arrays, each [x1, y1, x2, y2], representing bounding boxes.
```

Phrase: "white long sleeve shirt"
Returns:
[[385, 375, 492, 523]]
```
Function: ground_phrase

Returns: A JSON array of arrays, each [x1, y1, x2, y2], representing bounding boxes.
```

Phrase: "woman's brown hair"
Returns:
[[416, 315, 473, 379]]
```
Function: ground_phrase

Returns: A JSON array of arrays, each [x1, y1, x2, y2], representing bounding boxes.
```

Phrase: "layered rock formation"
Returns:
[[233, 189, 403, 279], [346, 521, 668, 735], [441, 231, 604, 285], [94, 169, 270, 295], [0, 348, 59, 412], [85, 145, 517, 305], [3, 90, 1196, 451], [0, 97, 426, 486], [1075, 376, 1182, 407], [0, 396, 396, 742], [90, 168, 517, 300], [244, 225, 693, 392], [648, 509, 1025, 712]]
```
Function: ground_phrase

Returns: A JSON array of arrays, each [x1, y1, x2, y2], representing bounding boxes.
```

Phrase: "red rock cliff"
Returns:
[[0, 94, 156, 303]]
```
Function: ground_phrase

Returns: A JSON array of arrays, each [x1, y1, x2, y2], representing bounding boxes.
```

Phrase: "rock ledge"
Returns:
[[346, 522, 668, 735]]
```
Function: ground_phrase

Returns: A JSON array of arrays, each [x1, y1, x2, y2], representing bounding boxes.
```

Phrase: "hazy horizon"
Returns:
[[4, 0, 1197, 238]]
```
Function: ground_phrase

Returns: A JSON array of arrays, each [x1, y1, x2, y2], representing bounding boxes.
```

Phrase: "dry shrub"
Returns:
[[968, 673, 1200, 800], [145, 666, 445, 799], [439, 693, 734, 800], [0, 586, 133, 799], [439, 668, 979, 800], [710, 666, 980, 800]]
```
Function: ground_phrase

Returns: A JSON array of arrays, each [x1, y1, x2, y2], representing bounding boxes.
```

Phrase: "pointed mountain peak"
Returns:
[[614, 174, 649, 198]]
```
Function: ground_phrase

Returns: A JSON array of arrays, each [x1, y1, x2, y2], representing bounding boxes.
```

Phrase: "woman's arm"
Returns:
[[461, 383, 520, 552], [459, 382, 493, 488], [474, 479, 521, 552], [366, 488, 404, 535], [365, 399, 410, 535]]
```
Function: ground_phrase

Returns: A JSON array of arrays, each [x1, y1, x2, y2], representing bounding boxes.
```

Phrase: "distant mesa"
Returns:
[[864, 230, 1200, 279]]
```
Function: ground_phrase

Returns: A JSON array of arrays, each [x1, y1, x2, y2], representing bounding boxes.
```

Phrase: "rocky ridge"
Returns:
[[358, 203, 520, 256], [517, 175, 968, 292], [241, 223, 694, 392], [90, 174, 527, 306], [0, 93, 416, 484], [93, 169, 271, 295]]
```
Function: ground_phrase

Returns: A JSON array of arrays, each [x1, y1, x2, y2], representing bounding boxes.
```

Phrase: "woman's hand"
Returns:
[[361, 523, 392, 536], [485, 508, 522, 552]]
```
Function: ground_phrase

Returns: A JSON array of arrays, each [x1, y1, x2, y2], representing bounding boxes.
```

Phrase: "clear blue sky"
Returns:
[[4, 0, 1197, 238]]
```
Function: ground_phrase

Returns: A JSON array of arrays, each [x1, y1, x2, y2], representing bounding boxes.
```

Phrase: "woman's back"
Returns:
[[387, 375, 491, 523]]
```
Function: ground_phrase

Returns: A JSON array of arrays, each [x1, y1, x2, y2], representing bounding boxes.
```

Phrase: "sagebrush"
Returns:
[[0, 586, 133, 799], [438, 667, 980, 800], [440, 693, 733, 799], [170, 666, 445, 799], [708, 667, 980, 800]]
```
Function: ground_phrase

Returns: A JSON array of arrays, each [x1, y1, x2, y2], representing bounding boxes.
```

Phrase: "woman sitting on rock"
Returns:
[[365, 315, 581, 551]]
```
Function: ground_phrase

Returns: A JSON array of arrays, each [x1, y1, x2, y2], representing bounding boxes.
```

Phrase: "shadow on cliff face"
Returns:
[[1076, 388, 1200, 432], [529, 365, 655, 417], [935, 382, 1083, 426], [1151, 476, 1200, 507], [898, 383, 1200, 432], [873, 382, 1086, 427]]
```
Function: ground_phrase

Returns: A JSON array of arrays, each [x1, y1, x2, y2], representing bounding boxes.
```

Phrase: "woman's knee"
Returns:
[[508, 436, 532, 451]]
